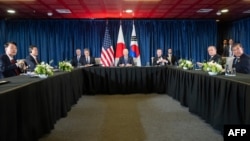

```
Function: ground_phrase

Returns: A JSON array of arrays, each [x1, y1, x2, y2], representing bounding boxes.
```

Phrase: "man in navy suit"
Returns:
[[165, 48, 177, 65], [232, 43, 250, 74], [117, 48, 134, 67], [25, 45, 40, 71], [71, 49, 85, 67], [82, 48, 95, 66], [153, 49, 168, 66], [0, 41, 26, 78], [223, 38, 234, 57], [207, 46, 221, 63], [197, 46, 221, 67]]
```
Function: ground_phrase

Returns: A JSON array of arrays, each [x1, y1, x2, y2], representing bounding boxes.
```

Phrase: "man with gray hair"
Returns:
[[207, 46, 221, 63], [197, 45, 221, 67]]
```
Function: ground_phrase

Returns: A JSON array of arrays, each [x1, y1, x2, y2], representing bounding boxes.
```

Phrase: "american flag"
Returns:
[[100, 25, 114, 66]]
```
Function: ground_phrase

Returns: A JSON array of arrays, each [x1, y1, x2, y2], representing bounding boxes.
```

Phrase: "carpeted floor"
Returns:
[[39, 94, 223, 141]]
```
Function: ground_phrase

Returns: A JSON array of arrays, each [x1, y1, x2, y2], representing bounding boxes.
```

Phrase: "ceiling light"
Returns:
[[7, 9, 16, 14], [243, 10, 250, 13], [56, 9, 71, 14], [197, 9, 213, 13], [47, 12, 53, 16], [125, 9, 133, 13], [216, 11, 221, 16], [221, 9, 229, 13]]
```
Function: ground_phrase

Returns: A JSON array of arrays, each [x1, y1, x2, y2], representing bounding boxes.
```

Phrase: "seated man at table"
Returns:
[[153, 49, 168, 66], [166, 48, 177, 65], [0, 41, 26, 78], [25, 45, 40, 71], [117, 48, 134, 67], [71, 48, 85, 67], [197, 46, 221, 67], [83, 48, 96, 67], [232, 43, 250, 74]]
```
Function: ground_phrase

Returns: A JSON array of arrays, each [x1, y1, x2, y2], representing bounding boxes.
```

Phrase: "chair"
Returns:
[[95, 58, 100, 65]]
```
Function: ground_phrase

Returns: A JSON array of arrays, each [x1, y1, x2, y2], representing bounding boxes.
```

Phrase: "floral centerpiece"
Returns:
[[34, 62, 54, 77], [178, 59, 194, 70], [59, 61, 73, 72], [202, 62, 223, 75]]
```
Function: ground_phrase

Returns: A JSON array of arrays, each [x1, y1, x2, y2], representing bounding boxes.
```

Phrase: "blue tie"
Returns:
[[124, 57, 128, 64], [234, 57, 239, 65]]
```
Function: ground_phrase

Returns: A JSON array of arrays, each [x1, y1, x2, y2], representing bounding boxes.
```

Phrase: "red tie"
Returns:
[[10, 59, 20, 75]]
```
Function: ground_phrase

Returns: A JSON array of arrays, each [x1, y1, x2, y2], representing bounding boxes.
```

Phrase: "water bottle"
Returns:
[[232, 67, 236, 76], [225, 64, 229, 76]]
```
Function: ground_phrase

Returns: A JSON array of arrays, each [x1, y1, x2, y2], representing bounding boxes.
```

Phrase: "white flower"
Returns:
[[186, 60, 192, 64]]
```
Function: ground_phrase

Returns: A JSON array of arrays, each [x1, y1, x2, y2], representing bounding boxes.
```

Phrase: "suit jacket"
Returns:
[[208, 54, 221, 63], [223, 45, 233, 57], [117, 56, 134, 66], [153, 56, 168, 66], [71, 55, 85, 67], [82, 56, 96, 66], [0, 54, 21, 78], [25, 55, 40, 71], [232, 53, 250, 74], [0, 72, 3, 79], [165, 54, 177, 65]]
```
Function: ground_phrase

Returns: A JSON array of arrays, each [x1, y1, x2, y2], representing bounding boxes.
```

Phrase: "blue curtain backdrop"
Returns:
[[221, 17, 250, 54], [0, 19, 217, 66]]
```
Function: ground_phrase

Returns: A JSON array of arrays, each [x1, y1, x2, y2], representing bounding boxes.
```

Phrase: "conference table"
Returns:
[[0, 66, 250, 141], [0, 69, 84, 141]]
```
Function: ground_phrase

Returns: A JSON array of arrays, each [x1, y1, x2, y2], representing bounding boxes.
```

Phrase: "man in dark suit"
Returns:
[[207, 46, 221, 63], [153, 49, 168, 66], [223, 38, 234, 57], [232, 43, 250, 74], [0, 41, 26, 78], [220, 39, 227, 56], [165, 48, 177, 65], [117, 48, 134, 67], [197, 46, 221, 67], [71, 49, 85, 67], [25, 45, 40, 71], [82, 48, 95, 66]]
